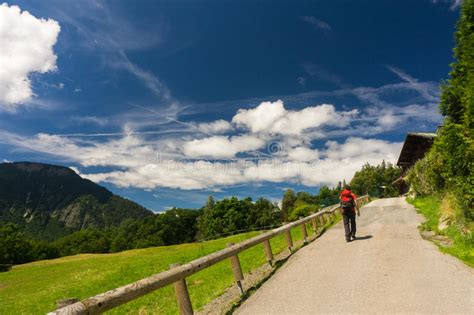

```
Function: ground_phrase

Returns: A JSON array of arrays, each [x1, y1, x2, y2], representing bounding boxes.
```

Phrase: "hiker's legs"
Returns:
[[342, 212, 351, 240], [349, 212, 356, 237]]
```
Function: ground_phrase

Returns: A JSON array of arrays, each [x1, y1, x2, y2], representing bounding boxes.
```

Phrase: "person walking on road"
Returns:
[[339, 185, 360, 242]]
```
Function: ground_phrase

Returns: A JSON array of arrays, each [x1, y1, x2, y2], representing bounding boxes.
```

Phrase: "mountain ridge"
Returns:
[[0, 162, 153, 240]]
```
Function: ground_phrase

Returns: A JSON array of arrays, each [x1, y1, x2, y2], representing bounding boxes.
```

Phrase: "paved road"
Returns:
[[236, 197, 474, 314]]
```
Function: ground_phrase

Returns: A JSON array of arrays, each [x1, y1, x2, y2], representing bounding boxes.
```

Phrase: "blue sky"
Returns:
[[0, 0, 461, 211]]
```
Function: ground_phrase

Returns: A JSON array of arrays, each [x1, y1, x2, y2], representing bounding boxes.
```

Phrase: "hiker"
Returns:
[[339, 185, 360, 242]]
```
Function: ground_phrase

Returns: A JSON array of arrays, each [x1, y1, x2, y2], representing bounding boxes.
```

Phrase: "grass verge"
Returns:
[[0, 226, 311, 314], [407, 195, 474, 267]]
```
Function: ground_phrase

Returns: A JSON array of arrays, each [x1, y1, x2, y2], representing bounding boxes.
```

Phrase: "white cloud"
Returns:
[[232, 100, 287, 133], [232, 100, 355, 136], [182, 135, 265, 158], [323, 137, 401, 160], [78, 140, 400, 190], [0, 128, 402, 190], [287, 147, 320, 162], [377, 111, 402, 128], [71, 116, 109, 126], [0, 3, 60, 111], [197, 119, 233, 134]]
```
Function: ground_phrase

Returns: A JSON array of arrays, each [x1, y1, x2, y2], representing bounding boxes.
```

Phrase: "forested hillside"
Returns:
[[0, 162, 152, 240]]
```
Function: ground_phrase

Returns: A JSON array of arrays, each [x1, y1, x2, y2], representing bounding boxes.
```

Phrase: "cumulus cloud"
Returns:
[[323, 137, 401, 160], [232, 100, 355, 136], [287, 147, 320, 162], [0, 126, 402, 190], [79, 137, 401, 189], [232, 100, 286, 133], [0, 94, 409, 190], [0, 3, 60, 111], [183, 135, 265, 158], [197, 119, 233, 134]]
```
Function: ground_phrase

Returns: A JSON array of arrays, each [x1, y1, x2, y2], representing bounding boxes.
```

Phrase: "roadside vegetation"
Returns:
[[407, 0, 473, 261], [407, 195, 473, 267]]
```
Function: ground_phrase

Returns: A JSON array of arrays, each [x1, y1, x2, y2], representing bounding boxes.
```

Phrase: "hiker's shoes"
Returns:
[[346, 235, 356, 242]]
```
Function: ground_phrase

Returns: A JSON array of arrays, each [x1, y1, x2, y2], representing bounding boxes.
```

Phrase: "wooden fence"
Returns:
[[50, 195, 370, 315]]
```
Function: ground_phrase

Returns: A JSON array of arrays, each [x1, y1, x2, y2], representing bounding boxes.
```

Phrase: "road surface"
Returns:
[[236, 197, 474, 314]]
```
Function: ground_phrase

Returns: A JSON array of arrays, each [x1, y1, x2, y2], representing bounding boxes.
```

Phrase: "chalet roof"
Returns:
[[396, 132, 437, 169]]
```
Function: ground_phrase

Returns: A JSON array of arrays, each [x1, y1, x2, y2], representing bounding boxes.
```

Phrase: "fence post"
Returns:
[[300, 221, 308, 244], [263, 239, 274, 266], [311, 218, 318, 234], [170, 264, 193, 315], [227, 243, 244, 295], [285, 229, 293, 252]]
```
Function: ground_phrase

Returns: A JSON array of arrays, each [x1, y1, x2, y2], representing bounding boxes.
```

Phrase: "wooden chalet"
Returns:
[[393, 132, 437, 195]]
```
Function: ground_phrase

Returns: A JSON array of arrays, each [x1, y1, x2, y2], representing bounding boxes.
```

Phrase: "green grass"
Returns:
[[407, 195, 474, 267], [0, 221, 333, 315]]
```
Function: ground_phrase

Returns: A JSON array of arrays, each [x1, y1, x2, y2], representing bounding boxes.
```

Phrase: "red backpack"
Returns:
[[340, 190, 355, 208]]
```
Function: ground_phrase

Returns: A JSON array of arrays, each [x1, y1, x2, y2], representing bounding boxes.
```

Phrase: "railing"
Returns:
[[50, 195, 370, 315]]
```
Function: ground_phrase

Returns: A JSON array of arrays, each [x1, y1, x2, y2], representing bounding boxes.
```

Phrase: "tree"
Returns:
[[410, 0, 474, 220], [251, 198, 281, 228], [197, 196, 281, 239], [294, 191, 316, 208], [0, 223, 59, 265], [0, 223, 34, 264], [318, 185, 340, 206], [350, 162, 401, 197], [288, 204, 319, 221], [281, 189, 296, 222]]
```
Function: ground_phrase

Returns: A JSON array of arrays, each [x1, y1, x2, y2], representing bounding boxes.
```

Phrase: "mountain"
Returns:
[[0, 162, 153, 240]]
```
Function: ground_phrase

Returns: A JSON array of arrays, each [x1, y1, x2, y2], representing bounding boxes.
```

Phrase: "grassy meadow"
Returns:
[[0, 222, 327, 314]]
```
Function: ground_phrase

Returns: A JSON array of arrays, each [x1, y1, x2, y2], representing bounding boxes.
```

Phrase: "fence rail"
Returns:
[[50, 195, 370, 315]]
